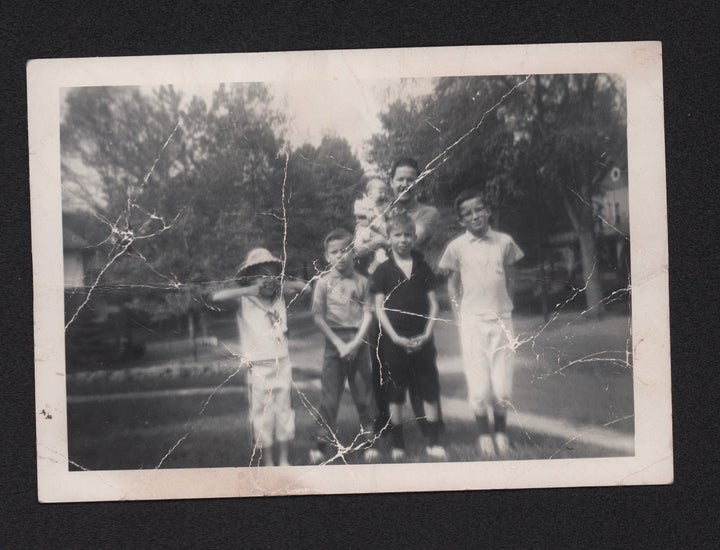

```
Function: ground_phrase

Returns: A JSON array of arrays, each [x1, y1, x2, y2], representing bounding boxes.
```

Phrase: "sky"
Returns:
[[174, 77, 435, 173], [59, 78, 435, 209], [272, 78, 434, 165]]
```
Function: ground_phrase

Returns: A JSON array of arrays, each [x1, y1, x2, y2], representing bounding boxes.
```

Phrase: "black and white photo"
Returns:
[[29, 42, 671, 501]]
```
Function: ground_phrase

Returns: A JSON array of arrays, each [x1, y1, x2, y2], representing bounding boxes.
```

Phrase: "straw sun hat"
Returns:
[[235, 248, 283, 278]]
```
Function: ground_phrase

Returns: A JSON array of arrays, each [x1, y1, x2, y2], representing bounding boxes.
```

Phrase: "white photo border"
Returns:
[[28, 41, 672, 502]]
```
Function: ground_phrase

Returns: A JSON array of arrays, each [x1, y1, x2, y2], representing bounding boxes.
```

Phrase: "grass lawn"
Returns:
[[68, 384, 621, 471], [436, 313, 634, 433], [66, 310, 634, 470]]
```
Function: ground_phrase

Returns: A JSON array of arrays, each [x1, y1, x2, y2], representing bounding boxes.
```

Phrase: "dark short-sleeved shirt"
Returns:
[[370, 250, 437, 337]]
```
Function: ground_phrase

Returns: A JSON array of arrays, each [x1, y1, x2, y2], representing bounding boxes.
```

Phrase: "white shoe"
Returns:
[[494, 433, 512, 456], [391, 448, 406, 461], [309, 449, 324, 465], [363, 448, 381, 462], [425, 445, 447, 460], [477, 434, 496, 458]]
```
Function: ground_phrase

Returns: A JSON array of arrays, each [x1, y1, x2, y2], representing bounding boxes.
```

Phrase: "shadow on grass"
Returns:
[[68, 385, 631, 471]]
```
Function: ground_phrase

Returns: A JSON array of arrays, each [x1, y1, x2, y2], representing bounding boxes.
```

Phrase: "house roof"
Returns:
[[594, 155, 628, 190]]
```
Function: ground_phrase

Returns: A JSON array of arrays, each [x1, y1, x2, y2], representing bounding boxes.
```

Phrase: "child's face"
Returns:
[[391, 165, 418, 203], [251, 263, 282, 298], [388, 224, 416, 258], [367, 179, 391, 205], [458, 197, 490, 237], [325, 238, 355, 274]]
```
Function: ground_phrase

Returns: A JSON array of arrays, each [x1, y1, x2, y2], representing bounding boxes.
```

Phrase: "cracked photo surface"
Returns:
[[28, 42, 672, 502]]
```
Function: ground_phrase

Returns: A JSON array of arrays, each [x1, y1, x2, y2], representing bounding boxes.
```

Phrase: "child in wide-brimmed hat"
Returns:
[[212, 248, 307, 467]]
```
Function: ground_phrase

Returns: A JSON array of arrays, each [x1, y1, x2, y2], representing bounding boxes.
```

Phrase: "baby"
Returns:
[[354, 178, 392, 274]]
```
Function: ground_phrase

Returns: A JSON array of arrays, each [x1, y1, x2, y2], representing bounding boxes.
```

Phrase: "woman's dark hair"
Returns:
[[389, 157, 420, 179]]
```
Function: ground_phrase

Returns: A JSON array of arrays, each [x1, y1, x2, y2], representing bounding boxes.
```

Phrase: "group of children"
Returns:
[[212, 168, 524, 467]]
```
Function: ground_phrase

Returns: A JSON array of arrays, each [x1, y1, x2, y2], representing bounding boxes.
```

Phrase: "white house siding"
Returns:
[[64, 251, 85, 288]]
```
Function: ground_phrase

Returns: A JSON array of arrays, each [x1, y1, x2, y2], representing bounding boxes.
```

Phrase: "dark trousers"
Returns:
[[370, 321, 444, 434], [316, 329, 376, 448], [370, 322, 392, 431]]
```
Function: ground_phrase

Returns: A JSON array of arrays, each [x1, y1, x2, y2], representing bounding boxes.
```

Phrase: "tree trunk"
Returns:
[[564, 197, 604, 316], [577, 229, 604, 315], [188, 312, 197, 361]]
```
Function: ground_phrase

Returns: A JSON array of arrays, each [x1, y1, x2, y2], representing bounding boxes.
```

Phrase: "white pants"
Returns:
[[247, 357, 295, 446], [459, 316, 515, 413]]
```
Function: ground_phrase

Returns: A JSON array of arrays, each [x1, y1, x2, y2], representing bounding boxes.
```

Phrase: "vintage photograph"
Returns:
[[29, 43, 671, 501]]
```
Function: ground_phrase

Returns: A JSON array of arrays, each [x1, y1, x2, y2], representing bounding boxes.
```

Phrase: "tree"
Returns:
[[62, 84, 368, 329], [161, 83, 288, 282], [61, 82, 293, 344], [367, 76, 529, 209], [285, 135, 365, 276], [61, 83, 288, 287], [367, 74, 627, 313], [522, 74, 628, 312]]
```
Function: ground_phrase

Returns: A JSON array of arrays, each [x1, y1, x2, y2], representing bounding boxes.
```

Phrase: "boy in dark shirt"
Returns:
[[371, 213, 446, 460]]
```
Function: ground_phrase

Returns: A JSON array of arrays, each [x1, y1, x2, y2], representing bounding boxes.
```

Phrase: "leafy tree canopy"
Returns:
[[61, 84, 365, 292], [367, 74, 627, 310]]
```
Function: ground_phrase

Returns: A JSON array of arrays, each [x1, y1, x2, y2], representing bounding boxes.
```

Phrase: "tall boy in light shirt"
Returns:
[[438, 190, 524, 458]]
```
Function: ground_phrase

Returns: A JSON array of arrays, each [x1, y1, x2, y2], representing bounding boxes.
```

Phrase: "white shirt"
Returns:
[[438, 229, 524, 320], [236, 296, 289, 362]]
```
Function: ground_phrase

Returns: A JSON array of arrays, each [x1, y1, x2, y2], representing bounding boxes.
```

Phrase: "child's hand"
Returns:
[[405, 339, 421, 352], [406, 333, 430, 352], [246, 279, 263, 296], [404, 337, 422, 353], [392, 335, 414, 350], [358, 230, 372, 244], [338, 339, 361, 361]]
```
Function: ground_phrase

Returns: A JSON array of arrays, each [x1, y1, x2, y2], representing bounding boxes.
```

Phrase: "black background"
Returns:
[[2, 1, 718, 548]]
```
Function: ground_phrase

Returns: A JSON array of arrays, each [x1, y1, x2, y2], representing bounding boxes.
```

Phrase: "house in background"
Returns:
[[63, 227, 89, 288], [524, 160, 630, 309], [63, 222, 150, 367], [593, 162, 630, 284], [594, 163, 629, 238], [544, 160, 629, 270]]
